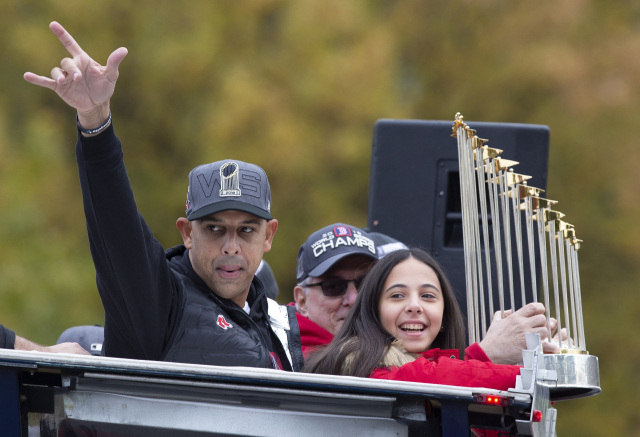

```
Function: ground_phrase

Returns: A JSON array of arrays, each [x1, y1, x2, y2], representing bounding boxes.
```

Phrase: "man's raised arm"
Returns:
[[23, 23, 178, 361], [23, 21, 127, 132]]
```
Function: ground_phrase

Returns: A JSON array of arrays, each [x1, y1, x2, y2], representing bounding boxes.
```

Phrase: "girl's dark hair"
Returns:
[[303, 248, 466, 377]]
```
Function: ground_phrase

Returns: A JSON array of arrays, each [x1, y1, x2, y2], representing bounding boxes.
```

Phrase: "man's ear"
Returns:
[[263, 219, 278, 253], [294, 285, 309, 317], [176, 218, 194, 249]]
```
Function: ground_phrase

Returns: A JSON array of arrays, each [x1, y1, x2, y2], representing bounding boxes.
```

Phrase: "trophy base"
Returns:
[[544, 353, 601, 401]]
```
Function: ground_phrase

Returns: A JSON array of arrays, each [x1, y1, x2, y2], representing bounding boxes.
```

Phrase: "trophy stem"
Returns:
[[557, 230, 572, 344], [525, 195, 538, 303], [512, 185, 526, 309], [536, 208, 553, 342], [572, 247, 587, 350], [566, 239, 579, 349], [456, 124, 477, 344], [499, 170, 516, 313], [547, 219, 564, 348], [465, 137, 483, 342], [477, 153, 495, 324], [473, 146, 489, 337], [488, 160, 506, 320], [465, 137, 481, 343]]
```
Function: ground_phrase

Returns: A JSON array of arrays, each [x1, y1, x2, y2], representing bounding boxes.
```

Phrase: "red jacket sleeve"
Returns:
[[464, 342, 492, 362], [370, 355, 521, 391]]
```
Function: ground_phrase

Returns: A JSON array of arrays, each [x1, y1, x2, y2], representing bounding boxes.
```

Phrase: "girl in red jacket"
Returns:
[[303, 248, 521, 391]]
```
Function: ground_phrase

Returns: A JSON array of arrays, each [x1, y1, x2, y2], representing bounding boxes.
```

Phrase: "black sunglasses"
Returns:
[[306, 278, 363, 297]]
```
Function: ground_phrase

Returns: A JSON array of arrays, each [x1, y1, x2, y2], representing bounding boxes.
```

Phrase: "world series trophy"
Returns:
[[451, 113, 601, 403]]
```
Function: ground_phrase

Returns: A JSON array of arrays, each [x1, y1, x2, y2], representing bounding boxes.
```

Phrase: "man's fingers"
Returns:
[[50, 21, 84, 58], [549, 317, 558, 334], [553, 328, 569, 341], [529, 314, 547, 328], [23, 72, 57, 90], [105, 47, 128, 81], [51, 67, 67, 84], [533, 325, 551, 340], [491, 309, 513, 322], [542, 340, 560, 354], [516, 302, 545, 318], [60, 58, 82, 82]]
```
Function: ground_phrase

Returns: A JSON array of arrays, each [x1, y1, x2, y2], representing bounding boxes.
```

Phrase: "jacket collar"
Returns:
[[378, 342, 460, 368]]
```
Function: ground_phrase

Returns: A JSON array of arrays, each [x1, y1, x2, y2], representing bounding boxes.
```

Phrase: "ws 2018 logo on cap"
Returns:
[[217, 315, 233, 330], [333, 226, 352, 237], [219, 162, 241, 197]]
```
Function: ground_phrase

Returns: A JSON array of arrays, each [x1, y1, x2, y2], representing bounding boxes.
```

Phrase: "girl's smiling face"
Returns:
[[378, 257, 445, 353]]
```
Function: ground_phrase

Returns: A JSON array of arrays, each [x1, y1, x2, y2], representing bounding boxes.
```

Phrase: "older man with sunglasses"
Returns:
[[293, 224, 378, 357]]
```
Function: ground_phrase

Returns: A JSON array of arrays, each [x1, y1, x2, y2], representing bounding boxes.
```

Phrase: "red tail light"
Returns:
[[532, 409, 543, 422], [475, 394, 511, 407]]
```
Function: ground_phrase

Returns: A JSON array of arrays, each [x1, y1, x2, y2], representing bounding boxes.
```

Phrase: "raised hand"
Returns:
[[23, 22, 127, 128]]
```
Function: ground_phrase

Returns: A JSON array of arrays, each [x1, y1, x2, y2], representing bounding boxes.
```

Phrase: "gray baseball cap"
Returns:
[[296, 223, 378, 282], [186, 160, 272, 221], [57, 325, 104, 356], [367, 232, 409, 258]]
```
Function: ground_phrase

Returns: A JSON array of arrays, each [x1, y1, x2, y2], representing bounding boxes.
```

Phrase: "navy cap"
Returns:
[[186, 160, 272, 221], [296, 223, 378, 283]]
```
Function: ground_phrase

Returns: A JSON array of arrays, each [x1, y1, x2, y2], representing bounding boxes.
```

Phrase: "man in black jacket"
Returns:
[[22, 22, 302, 371]]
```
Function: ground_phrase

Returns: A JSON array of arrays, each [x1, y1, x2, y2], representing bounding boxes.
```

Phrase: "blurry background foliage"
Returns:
[[0, 0, 638, 434]]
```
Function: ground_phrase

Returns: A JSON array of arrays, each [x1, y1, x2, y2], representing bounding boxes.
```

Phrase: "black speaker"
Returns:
[[367, 119, 550, 338]]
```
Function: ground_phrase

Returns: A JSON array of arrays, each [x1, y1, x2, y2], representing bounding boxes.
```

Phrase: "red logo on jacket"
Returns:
[[217, 315, 233, 330]]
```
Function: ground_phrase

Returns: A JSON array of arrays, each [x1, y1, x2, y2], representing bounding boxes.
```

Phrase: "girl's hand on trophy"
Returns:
[[542, 328, 572, 350], [555, 328, 569, 342], [539, 317, 560, 353], [537, 320, 574, 353], [480, 302, 550, 364]]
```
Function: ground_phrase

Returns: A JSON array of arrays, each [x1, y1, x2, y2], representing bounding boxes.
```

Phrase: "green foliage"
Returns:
[[0, 0, 637, 434]]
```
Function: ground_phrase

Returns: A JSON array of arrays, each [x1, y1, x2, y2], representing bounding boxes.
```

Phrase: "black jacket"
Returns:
[[75, 123, 301, 370]]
